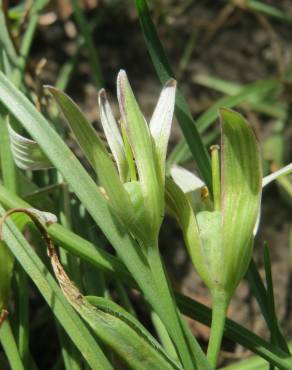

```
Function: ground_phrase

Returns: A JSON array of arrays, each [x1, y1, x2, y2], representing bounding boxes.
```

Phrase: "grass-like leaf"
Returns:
[[0, 69, 204, 370], [0, 183, 291, 369], [0, 320, 25, 370], [247, 259, 290, 354], [70, 0, 103, 87], [134, 0, 212, 190], [167, 78, 279, 167], [0, 205, 113, 370]]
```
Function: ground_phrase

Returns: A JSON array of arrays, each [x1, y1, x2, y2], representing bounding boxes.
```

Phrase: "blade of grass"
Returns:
[[166, 128, 219, 169], [263, 243, 290, 359], [0, 319, 25, 370], [244, 0, 292, 24], [0, 1, 17, 72], [247, 259, 290, 354], [167, 78, 280, 167], [0, 182, 132, 283], [263, 244, 276, 370], [219, 342, 292, 370], [0, 183, 291, 368], [83, 297, 182, 370], [54, 181, 83, 370], [0, 111, 18, 193], [0, 37, 32, 362], [151, 311, 178, 361], [0, 99, 28, 367], [12, 0, 49, 86], [70, 0, 103, 88], [0, 70, 200, 368], [50, 81, 209, 369], [47, 84, 207, 369], [134, 0, 212, 190], [0, 205, 113, 370], [194, 74, 286, 120], [55, 46, 81, 91], [177, 294, 292, 370], [14, 265, 30, 368]]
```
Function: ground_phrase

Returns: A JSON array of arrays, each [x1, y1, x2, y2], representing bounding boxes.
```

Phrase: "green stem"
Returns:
[[207, 290, 228, 369], [147, 244, 196, 370]]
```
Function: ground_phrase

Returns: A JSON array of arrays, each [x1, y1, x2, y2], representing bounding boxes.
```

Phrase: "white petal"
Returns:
[[98, 89, 128, 181], [150, 79, 176, 175], [262, 163, 292, 187], [170, 165, 204, 193]]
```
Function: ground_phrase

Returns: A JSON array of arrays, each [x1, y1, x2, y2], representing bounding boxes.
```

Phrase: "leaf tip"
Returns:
[[117, 69, 128, 90], [44, 85, 57, 94], [165, 78, 177, 88]]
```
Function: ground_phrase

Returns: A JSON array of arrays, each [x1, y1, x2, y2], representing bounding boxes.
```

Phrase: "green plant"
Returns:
[[0, 1, 291, 370]]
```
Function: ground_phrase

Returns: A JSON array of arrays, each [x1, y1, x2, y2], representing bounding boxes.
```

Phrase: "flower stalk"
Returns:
[[49, 70, 209, 369], [168, 108, 263, 368]]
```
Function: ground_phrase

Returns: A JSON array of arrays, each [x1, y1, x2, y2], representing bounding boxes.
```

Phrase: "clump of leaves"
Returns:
[[0, 68, 291, 370]]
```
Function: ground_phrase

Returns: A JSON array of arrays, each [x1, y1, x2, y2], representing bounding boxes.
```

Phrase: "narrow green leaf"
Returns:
[[12, 0, 49, 86], [193, 74, 286, 120], [0, 320, 25, 370], [151, 311, 178, 361], [0, 205, 113, 370], [0, 112, 15, 313], [263, 243, 290, 356], [167, 79, 279, 167], [70, 0, 103, 87], [47, 86, 144, 243], [245, 0, 292, 24], [247, 259, 290, 354], [0, 182, 134, 284], [85, 296, 180, 369], [263, 244, 277, 370], [0, 1, 17, 73], [0, 240, 13, 310], [134, 0, 212, 190], [0, 183, 291, 368], [0, 110, 18, 192], [0, 72, 175, 367], [4, 206, 179, 370], [219, 341, 292, 369]]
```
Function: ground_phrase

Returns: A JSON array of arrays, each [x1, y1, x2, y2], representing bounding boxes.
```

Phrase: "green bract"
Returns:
[[167, 108, 262, 301], [49, 70, 176, 248]]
